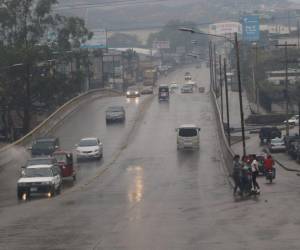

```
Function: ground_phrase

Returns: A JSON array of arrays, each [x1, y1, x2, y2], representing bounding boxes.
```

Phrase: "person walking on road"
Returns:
[[251, 156, 260, 193], [232, 154, 242, 195]]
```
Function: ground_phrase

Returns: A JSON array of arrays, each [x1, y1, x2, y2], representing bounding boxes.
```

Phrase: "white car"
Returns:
[[17, 164, 62, 200], [76, 137, 103, 160], [284, 115, 299, 126], [269, 137, 286, 153], [170, 82, 178, 89], [176, 124, 201, 150]]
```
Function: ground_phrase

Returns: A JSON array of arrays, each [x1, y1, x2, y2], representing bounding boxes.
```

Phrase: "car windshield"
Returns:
[[272, 138, 283, 143], [179, 128, 198, 137], [27, 158, 52, 165], [107, 107, 123, 112], [159, 87, 168, 92], [32, 141, 54, 149], [24, 167, 53, 177], [79, 139, 98, 147], [54, 154, 67, 163]]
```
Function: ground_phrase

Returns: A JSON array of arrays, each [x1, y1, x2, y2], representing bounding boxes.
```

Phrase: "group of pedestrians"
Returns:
[[232, 154, 261, 196]]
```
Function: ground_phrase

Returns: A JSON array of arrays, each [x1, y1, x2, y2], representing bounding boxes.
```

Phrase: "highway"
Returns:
[[1, 66, 300, 249]]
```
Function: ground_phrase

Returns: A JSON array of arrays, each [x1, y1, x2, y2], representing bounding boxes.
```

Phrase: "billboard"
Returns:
[[152, 41, 170, 49], [209, 22, 242, 35], [81, 29, 107, 49], [242, 16, 260, 41]]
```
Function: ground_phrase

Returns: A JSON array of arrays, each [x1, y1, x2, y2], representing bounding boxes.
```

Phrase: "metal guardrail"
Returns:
[[210, 90, 235, 175], [0, 88, 122, 167]]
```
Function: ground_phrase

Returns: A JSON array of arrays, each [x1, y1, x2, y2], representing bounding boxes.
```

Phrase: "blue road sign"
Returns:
[[242, 16, 260, 42]]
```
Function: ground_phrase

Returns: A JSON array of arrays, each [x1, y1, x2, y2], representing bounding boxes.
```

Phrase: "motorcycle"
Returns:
[[265, 168, 275, 183], [238, 171, 260, 197]]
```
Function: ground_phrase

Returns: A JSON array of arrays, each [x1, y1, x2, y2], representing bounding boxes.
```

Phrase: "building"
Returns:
[[266, 69, 300, 85]]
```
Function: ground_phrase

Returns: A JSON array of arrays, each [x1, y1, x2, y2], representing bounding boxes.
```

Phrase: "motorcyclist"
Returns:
[[232, 154, 242, 195], [264, 154, 276, 178]]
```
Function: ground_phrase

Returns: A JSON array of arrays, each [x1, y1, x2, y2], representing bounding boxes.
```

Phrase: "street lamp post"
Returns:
[[219, 54, 224, 122], [224, 58, 231, 145], [178, 28, 246, 156]]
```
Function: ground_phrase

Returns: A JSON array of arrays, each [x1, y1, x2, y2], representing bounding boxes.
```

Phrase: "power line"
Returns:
[[54, 0, 170, 11]]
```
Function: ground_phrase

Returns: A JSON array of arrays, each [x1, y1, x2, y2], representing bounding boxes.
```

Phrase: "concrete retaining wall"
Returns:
[[210, 90, 235, 175]]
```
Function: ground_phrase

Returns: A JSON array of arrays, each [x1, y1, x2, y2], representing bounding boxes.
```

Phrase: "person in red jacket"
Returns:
[[264, 155, 274, 171]]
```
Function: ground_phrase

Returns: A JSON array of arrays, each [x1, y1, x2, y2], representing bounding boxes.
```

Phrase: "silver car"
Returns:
[[76, 138, 103, 160], [269, 137, 286, 153], [106, 106, 125, 123]]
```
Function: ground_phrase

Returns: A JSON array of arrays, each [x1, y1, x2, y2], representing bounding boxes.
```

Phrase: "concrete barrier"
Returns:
[[0, 88, 122, 167], [210, 90, 235, 176]]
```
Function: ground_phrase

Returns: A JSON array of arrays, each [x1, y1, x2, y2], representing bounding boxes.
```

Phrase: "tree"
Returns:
[[0, 0, 92, 135]]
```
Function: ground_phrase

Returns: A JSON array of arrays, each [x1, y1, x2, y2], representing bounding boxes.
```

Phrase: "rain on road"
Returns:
[[1, 66, 300, 249]]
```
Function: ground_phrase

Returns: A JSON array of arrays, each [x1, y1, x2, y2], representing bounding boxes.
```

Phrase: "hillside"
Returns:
[[56, 0, 288, 31]]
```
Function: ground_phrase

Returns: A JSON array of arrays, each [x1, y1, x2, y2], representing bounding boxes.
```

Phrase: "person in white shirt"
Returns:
[[251, 156, 260, 193]]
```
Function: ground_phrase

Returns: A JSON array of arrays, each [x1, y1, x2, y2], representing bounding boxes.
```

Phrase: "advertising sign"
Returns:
[[209, 22, 242, 35], [152, 41, 170, 49], [81, 29, 107, 49], [242, 16, 260, 41]]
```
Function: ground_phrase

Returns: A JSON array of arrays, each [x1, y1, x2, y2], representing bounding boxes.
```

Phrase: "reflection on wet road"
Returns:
[[1, 66, 300, 249]]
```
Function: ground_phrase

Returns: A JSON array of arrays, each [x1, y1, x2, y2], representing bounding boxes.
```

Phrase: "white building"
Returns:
[[266, 69, 300, 85]]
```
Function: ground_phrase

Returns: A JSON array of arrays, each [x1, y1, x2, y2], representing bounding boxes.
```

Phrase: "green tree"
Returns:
[[0, 0, 92, 135]]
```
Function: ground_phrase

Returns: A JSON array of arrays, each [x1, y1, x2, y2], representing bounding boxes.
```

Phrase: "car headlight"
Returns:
[[126, 91, 130, 95], [135, 91, 138, 94], [94, 149, 99, 152]]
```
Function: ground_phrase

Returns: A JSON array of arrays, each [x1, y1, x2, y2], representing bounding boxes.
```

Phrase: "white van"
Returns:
[[176, 124, 201, 149]]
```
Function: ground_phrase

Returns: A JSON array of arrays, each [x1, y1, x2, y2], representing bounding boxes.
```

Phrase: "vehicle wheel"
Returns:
[[17, 192, 22, 200], [56, 185, 61, 195], [50, 187, 55, 197]]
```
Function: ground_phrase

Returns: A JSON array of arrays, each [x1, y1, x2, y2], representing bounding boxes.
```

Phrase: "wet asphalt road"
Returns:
[[1, 66, 300, 249]]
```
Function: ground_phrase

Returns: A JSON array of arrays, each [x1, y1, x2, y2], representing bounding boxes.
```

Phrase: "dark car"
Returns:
[[285, 135, 300, 159], [30, 137, 60, 156], [259, 127, 281, 144], [158, 84, 169, 101], [106, 106, 125, 123]]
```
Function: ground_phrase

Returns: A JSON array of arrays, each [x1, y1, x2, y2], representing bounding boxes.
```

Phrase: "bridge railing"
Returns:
[[0, 88, 122, 167]]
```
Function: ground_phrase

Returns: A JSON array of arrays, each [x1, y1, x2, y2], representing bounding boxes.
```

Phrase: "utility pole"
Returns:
[[235, 32, 246, 157], [224, 58, 231, 145], [214, 44, 217, 95], [209, 41, 214, 91], [297, 20, 300, 49], [252, 43, 259, 113], [276, 42, 297, 137], [219, 54, 224, 122], [299, 101, 300, 135]]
